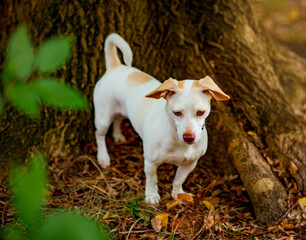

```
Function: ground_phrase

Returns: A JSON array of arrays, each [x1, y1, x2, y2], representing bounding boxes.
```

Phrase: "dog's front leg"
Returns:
[[144, 160, 160, 205], [171, 161, 198, 199]]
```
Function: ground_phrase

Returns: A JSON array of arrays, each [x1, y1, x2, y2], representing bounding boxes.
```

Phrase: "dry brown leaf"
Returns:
[[281, 222, 294, 230], [177, 193, 194, 204], [206, 214, 215, 229], [151, 217, 162, 232], [206, 180, 217, 190], [266, 156, 274, 165], [166, 199, 181, 210], [289, 161, 298, 175]]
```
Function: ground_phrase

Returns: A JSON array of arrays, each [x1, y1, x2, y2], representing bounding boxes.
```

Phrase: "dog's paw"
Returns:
[[145, 194, 161, 205], [97, 152, 110, 168], [113, 132, 127, 142]]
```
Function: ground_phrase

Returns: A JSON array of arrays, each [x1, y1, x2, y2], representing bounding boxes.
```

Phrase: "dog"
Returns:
[[93, 33, 230, 205]]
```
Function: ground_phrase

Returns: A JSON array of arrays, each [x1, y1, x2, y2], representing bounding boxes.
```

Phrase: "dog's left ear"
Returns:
[[145, 78, 178, 100], [199, 76, 230, 100]]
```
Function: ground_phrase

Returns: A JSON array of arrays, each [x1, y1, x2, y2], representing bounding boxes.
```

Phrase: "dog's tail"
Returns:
[[104, 33, 133, 70]]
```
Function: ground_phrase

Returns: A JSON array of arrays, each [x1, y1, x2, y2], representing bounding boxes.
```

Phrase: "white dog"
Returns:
[[93, 33, 230, 205]]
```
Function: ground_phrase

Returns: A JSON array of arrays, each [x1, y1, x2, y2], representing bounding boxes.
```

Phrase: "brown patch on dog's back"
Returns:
[[178, 81, 185, 89], [127, 71, 152, 86]]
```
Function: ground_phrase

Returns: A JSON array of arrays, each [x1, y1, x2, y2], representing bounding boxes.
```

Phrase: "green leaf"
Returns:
[[2, 61, 15, 85], [37, 36, 74, 73], [31, 78, 88, 109], [7, 24, 33, 80], [7, 82, 40, 116], [6, 227, 23, 240], [10, 153, 46, 227], [0, 92, 3, 115], [34, 213, 111, 240]]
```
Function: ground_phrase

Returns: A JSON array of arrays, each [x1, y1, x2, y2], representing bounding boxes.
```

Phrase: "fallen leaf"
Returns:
[[206, 180, 217, 190], [206, 215, 214, 229], [203, 197, 220, 205], [167, 199, 181, 210], [177, 193, 194, 204], [101, 211, 109, 220], [266, 156, 274, 165], [151, 217, 161, 232], [155, 213, 170, 228], [289, 10, 299, 21], [202, 200, 214, 211], [289, 161, 298, 175], [281, 222, 294, 230], [286, 235, 294, 240], [298, 197, 306, 209], [247, 131, 256, 136]]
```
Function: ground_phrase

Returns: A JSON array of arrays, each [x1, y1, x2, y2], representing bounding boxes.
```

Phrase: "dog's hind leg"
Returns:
[[112, 115, 127, 142]]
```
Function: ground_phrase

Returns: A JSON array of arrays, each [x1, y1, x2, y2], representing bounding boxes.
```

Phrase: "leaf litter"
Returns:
[[0, 120, 305, 239]]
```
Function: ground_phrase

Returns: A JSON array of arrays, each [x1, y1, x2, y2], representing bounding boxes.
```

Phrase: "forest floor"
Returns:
[[1, 120, 306, 239], [1, 0, 306, 239]]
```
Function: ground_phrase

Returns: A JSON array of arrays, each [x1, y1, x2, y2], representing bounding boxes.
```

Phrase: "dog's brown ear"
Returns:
[[199, 76, 230, 100], [145, 78, 178, 99]]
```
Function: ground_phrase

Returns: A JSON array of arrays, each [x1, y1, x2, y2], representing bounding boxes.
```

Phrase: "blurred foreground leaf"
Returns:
[[7, 83, 39, 116], [31, 78, 87, 109], [0, 93, 3, 115], [34, 213, 111, 240], [37, 36, 74, 73], [10, 153, 46, 227], [7, 25, 33, 80]]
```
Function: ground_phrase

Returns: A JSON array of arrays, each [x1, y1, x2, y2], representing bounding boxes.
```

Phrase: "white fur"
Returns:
[[94, 33, 222, 205]]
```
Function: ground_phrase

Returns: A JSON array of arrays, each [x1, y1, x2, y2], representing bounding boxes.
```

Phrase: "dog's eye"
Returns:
[[196, 111, 205, 117], [173, 111, 182, 117]]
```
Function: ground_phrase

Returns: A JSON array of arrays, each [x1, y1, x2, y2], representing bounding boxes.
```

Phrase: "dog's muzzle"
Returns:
[[183, 133, 195, 144]]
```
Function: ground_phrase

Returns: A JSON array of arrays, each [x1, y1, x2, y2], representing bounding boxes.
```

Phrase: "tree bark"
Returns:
[[1, 0, 305, 224]]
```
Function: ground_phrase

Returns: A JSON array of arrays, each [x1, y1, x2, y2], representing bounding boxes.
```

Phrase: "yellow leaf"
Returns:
[[101, 211, 109, 220], [155, 213, 170, 228], [177, 193, 194, 204], [298, 197, 306, 208], [289, 10, 299, 21], [202, 200, 214, 211], [166, 199, 181, 210], [247, 131, 256, 136]]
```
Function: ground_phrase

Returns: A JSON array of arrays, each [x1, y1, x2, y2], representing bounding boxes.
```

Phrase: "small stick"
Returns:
[[191, 206, 213, 240], [275, 200, 299, 226]]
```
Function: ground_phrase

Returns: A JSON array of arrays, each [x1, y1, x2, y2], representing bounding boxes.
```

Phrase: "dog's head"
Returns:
[[145, 76, 230, 144]]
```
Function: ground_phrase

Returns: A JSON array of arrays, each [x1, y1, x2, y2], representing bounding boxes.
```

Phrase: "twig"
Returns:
[[126, 217, 142, 239], [191, 206, 213, 240], [118, 229, 155, 235], [275, 200, 299, 226]]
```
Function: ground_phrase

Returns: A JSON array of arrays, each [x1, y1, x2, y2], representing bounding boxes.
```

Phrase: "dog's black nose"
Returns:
[[183, 134, 195, 143]]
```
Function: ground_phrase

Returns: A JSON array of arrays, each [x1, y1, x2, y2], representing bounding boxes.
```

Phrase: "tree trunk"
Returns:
[[1, 0, 305, 225]]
